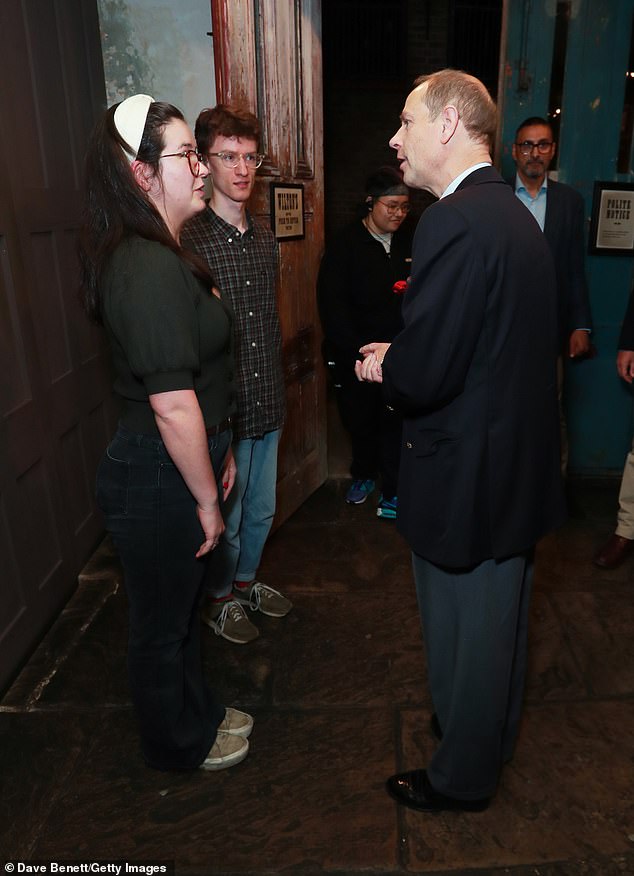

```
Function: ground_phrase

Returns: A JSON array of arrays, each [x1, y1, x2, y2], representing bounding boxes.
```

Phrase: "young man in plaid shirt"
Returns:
[[182, 105, 292, 644]]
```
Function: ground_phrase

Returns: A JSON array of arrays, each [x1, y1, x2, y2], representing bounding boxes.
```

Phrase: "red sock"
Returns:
[[233, 580, 254, 591]]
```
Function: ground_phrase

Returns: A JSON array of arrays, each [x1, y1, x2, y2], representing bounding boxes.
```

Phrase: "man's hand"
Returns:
[[355, 342, 391, 383], [568, 329, 591, 358], [617, 349, 634, 384], [221, 447, 237, 501]]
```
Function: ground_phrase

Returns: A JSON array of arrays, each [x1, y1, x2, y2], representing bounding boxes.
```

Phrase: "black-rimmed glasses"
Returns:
[[160, 149, 205, 177], [515, 140, 554, 156], [207, 151, 265, 169]]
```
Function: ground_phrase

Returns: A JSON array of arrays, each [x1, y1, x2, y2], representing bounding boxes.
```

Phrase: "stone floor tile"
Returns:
[[260, 518, 411, 593], [0, 711, 101, 858], [27, 709, 399, 874], [268, 590, 428, 709], [525, 591, 587, 702], [1, 577, 119, 710], [550, 590, 634, 696], [536, 525, 634, 593], [35, 584, 130, 707], [393, 701, 634, 872]]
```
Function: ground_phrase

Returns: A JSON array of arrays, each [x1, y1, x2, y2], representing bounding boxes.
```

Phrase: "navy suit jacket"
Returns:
[[382, 166, 567, 567], [507, 176, 593, 346], [543, 178, 593, 345]]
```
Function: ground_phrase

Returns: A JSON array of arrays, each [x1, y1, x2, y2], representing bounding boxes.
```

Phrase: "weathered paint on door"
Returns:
[[212, 0, 327, 523]]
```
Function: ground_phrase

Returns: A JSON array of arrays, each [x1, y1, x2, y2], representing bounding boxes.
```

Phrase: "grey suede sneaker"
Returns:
[[233, 581, 293, 618], [201, 599, 259, 644]]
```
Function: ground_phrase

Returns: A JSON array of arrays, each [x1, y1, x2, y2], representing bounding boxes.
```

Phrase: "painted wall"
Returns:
[[501, 0, 634, 473], [97, 0, 216, 130]]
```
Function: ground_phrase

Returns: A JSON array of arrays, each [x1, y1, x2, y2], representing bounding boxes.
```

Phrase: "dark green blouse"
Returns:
[[101, 236, 236, 435]]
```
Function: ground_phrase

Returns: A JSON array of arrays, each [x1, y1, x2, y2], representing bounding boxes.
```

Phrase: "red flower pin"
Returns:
[[393, 280, 408, 295]]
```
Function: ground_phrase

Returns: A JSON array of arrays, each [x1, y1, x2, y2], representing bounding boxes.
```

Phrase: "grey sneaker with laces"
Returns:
[[200, 732, 249, 771], [201, 599, 259, 644], [233, 581, 293, 618]]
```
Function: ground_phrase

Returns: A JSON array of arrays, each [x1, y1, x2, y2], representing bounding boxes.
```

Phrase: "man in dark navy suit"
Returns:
[[512, 116, 593, 358], [511, 116, 593, 472], [357, 70, 567, 812]]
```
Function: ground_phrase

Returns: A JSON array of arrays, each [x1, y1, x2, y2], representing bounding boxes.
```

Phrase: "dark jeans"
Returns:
[[333, 360, 402, 497], [96, 423, 229, 770]]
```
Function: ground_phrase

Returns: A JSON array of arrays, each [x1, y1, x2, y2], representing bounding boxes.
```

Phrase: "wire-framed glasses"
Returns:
[[376, 199, 410, 215], [207, 151, 265, 169], [160, 149, 205, 177], [515, 140, 554, 156]]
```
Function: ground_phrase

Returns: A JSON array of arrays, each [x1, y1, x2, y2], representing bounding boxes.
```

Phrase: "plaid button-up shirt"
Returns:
[[182, 206, 285, 440]]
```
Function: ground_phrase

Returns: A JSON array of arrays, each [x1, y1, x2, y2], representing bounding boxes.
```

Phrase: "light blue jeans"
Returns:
[[205, 429, 280, 599]]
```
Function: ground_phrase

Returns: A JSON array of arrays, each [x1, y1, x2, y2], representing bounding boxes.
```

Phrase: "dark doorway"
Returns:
[[321, 0, 503, 238]]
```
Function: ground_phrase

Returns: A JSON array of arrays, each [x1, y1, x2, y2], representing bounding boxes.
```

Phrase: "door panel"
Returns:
[[212, 0, 327, 524], [0, 0, 113, 693]]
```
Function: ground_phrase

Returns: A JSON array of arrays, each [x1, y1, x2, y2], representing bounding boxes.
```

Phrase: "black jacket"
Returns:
[[317, 219, 413, 364]]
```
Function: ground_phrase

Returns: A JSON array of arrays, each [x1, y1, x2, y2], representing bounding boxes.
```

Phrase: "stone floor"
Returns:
[[1, 478, 633, 876]]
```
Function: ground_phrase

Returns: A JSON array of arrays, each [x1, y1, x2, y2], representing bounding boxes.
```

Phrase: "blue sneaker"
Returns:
[[376, 495, 397, 519], [345, 478, 375, 504]]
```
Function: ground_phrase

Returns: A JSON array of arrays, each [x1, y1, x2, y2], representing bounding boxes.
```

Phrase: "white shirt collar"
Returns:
[[441, 163, 492, 199]]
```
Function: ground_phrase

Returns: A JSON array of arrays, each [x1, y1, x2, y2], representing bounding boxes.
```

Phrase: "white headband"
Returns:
[[113, 94, 155, 162]]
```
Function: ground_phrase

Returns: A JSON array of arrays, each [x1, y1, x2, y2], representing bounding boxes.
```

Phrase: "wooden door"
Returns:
[[0, 0, 113, 693], [211, 0, 327, 524]]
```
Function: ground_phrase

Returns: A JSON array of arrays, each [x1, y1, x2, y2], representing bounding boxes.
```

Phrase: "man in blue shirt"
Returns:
[[512, 116, 593, 471]]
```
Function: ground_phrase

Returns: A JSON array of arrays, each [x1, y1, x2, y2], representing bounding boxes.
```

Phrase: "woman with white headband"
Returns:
[[78, 94, 252, 771]]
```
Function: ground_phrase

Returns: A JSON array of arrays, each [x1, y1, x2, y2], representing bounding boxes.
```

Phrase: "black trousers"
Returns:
[[333, 360, 402, 498], [96, 423, 229, 770]]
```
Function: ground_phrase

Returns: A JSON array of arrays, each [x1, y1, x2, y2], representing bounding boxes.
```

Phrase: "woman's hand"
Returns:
[[150, 389, 223, 558], [195, 502, 225, 558]]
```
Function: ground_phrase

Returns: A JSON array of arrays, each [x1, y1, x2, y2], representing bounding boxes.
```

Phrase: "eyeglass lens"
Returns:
[[517, 141, 553, 155], [213, 152, 263, 168], [379, 201, 410, 214], [160, 150, 203, 177], [187, 151, 202, 176]]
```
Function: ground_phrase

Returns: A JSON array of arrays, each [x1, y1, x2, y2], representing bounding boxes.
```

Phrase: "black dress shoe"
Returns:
[[430, 712, 443, 741], [386, 769, 490, 813]]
